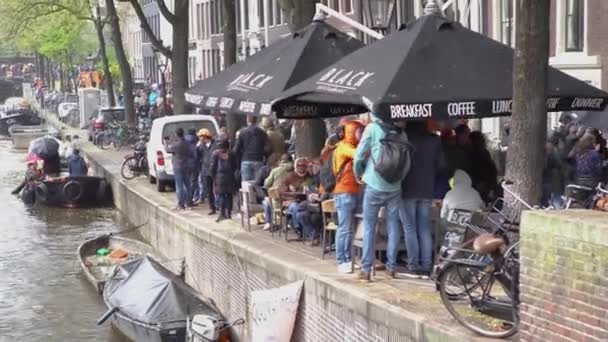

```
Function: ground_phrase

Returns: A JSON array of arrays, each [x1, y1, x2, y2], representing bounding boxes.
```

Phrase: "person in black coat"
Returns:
[[468, 131, 500, 203], [196, 128, 217, 215], [211, 138, 237, 222]]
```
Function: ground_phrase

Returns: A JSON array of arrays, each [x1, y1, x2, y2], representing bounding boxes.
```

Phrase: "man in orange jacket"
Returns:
[[332, 120, 364, 274]]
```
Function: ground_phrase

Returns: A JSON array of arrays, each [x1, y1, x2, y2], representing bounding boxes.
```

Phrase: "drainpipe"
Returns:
[[239, 0, 247, 57], [264, 0, 269, 47]]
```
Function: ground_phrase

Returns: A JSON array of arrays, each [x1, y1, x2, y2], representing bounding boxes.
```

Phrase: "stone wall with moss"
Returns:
[[520, 210, 608, 341]]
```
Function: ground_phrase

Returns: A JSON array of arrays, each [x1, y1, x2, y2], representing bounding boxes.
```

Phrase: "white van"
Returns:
[[147, 114, 219, 192]]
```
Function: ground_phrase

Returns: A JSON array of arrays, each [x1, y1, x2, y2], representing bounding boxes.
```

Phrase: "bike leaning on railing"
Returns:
[[435, 181, 525, 338], [120, 137, 148, 180]]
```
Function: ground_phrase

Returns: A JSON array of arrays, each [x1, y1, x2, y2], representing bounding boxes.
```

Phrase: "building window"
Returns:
[[565, 0, 584, 52], [196, 4, 202, 39], [499, 0, 514, 46], [258, 0, 265, 27], [269, 0, 275, 26], [244, 0, 250, 30], [274, 0, 281, 26], [342, 0, 353, 13]]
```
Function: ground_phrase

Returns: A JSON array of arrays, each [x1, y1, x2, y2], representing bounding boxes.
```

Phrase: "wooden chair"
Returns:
[[238, 181, 264, 232], [267, 187, 284, 238], [321, 199, 338, 259], [351, 207, 406, 274]]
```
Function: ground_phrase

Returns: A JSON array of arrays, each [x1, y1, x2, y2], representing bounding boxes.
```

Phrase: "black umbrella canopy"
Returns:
[[28, 136, 60, 160], [272, 14, 608, 121], [185, 19, 364, 116]]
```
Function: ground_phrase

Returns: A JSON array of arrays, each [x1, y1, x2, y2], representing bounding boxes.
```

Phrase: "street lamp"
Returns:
[[362, 0, 397, 35]]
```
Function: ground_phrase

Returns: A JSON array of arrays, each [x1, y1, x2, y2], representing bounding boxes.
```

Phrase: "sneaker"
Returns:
[[208, 210, 217, 215], [356, 271, 371, 281], [171, 206, 185, 211], [337, 263, 353, 274], [215, 215, 225, 223], [185, 206, 194, 211], [417, 270, 431, 280], [386, 270, 397, 279], [401, 269, 422, 279], [263, 223, 271, 231]]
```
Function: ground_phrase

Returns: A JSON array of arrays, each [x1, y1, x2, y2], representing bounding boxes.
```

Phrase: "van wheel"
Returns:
[[156, 180, 166, 192], [149, 174, 156, 184]]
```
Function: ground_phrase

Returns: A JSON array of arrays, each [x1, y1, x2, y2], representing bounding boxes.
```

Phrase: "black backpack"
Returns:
[[372, 122, 413, 183]]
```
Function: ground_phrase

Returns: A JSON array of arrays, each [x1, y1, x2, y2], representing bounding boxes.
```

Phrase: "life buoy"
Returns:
[[35, 183, 48, 202], [62, 180, 83, 202]]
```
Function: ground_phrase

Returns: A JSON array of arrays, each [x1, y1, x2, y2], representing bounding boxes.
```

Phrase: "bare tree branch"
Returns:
[[127, 0, 172, 58], [156, 0, 176, 24]]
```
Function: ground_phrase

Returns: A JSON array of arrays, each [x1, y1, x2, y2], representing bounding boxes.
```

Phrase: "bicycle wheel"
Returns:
[[99, 133, 113, 150], [121, 156, 139, 180], [112, 135, 125, 151], [439, 263, 518, 338]]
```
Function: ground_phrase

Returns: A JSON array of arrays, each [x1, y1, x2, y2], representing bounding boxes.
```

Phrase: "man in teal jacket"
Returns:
[[353, 115, 404, 281]]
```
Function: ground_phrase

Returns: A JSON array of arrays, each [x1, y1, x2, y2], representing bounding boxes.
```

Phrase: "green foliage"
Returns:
[[0, 0, 98, 64]]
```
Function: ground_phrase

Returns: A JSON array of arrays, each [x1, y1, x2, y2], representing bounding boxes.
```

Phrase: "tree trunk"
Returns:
[[49, 62, 55, 90], [279, 0, 325, 158], [106, 0, 136, 126], [59, 63, 65, 92], [223, 0, 245, 137], [94, 8, 116, 107], [39, 55, 45, 85], [171, 0, 189, 114], [505, 0, 551, 208]]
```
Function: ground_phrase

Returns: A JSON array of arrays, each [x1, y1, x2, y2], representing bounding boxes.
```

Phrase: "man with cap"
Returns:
[[196, 128, 218, 215]]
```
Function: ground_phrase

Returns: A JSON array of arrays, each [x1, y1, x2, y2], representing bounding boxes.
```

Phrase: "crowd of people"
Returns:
[[160, 111, 608, 281]]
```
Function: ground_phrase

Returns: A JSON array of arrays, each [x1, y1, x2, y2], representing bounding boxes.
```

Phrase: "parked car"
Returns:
[[87, 106, 126, 142], [146, 114, 219, 192]]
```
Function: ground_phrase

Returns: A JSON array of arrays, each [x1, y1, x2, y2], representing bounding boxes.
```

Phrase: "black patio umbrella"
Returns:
[[28, 136, 60, 160], [185, 18, 364, 116], [272, 14, 608, 121]]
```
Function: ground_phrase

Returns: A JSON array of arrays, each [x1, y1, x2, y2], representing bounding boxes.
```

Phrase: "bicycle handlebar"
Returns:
[[501, 180, 534, 210]]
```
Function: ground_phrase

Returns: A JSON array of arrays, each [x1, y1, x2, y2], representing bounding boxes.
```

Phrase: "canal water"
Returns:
[[0, 140, 127, 341]]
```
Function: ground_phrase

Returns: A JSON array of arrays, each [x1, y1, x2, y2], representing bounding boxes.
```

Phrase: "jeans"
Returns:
[[174, 169, 193, 208], [361, 188, 402, 273], [334, 193, 358, 265], [217, 193, 233, 215], [189, 169, 200, 203], [263, 197, 273, 224], [295, 208, 321, 240], [202, 175, 215, 210], [241, 160, 264, 182], [287, 201, 300, 231], [198, 172, 207, 202], [399, 199, 433, 272]]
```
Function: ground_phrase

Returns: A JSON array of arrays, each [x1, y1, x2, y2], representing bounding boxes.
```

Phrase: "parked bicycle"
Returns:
[[435, 181, 524, 338], [120, 136, 148, 180], [100, 121, 139, 151], [564, 182, 608, 209]]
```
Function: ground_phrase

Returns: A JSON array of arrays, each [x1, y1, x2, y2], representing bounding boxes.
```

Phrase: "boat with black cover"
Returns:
[[98, 256, 230, 342]]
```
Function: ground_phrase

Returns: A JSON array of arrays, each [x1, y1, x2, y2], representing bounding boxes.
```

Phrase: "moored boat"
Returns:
[[10, 125, 56, 149], [98, 256, 230, 342], [26, 175, 111, 208], [77, 234, 169, 294]]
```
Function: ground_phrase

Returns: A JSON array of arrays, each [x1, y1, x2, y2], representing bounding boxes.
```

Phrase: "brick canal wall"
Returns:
[[520, 211, 608, 342]]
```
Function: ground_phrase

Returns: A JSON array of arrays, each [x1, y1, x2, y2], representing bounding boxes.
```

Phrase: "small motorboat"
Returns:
[[26, 174, 111, 208], [98, 256, 233, 342], [0, 111, 42, 135], [77, 234, 171, 294], [9, 125, 57, 149]]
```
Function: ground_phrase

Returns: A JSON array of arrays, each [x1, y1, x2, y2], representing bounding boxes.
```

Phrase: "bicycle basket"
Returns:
[[565, 185, 594, 202]]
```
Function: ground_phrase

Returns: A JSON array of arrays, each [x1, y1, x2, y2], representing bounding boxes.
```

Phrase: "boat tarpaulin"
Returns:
[[103, 256, 220, 326]]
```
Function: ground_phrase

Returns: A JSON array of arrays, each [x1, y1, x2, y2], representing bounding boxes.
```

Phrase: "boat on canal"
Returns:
[[98, 256, 234, 342], [9, 125, 57, 149], [78, 234, 169, 294], [27, 174, 110, 208]]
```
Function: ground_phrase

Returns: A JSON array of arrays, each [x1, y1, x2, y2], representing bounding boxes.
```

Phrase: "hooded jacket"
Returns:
[[333, 120, 363, 194], [440, 169, 484, 219]]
